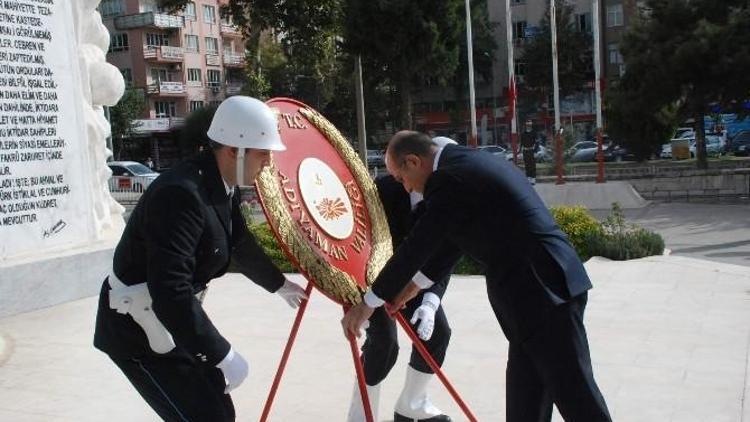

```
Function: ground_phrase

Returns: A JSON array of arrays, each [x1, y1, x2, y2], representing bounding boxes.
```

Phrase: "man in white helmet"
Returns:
[[94, 96, 307, 421]]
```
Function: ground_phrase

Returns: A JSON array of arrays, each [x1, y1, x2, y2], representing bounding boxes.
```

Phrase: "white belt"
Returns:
[[108, 272, 177, 354]]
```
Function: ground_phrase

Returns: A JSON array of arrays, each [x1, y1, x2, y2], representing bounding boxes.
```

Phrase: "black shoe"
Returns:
[[393, 412, 452, 422]]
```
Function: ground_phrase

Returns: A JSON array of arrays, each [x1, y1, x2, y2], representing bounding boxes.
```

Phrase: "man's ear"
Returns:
[[404, 154, 420, 169]]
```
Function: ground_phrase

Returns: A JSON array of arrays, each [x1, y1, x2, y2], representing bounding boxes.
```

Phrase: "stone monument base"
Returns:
[[0, 227, 120, 318]]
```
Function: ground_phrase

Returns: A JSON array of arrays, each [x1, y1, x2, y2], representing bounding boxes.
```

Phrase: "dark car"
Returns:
[[731, 131, 750, 156], [602, 144, 636, 162]]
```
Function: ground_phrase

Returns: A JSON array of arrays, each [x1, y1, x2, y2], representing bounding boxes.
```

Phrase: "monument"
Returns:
[[0, 0, 125, 317]]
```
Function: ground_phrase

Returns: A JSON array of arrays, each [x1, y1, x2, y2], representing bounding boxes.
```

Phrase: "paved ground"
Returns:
[[592, 200, 750, 267], [0, 254, 748, 421]]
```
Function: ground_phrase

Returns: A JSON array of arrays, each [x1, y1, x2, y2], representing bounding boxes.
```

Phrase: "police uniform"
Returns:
[[360, 175, 456, 386], [94, 151, 286, 421]]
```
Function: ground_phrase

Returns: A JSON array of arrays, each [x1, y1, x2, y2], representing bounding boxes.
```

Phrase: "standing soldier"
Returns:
[[94, 96, 308, 421], [521, 119, 537, 185]]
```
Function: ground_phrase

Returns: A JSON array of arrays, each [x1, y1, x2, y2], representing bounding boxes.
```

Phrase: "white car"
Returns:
[[108, 161, 159, 193]]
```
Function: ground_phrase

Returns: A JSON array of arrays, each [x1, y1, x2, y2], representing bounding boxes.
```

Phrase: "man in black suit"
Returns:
[[94, 96, 307, 421], [343, 131, 611, 421], [347, 137, 459, 422]]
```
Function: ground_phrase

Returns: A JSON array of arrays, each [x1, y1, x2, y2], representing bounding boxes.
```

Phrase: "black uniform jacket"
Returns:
[[371, 145, 592, 341], [94, 152, 285, 365], [375, 175, 459, 299]]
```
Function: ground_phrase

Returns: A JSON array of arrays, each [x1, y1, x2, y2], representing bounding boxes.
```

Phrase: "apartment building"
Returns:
[[415, 0, 640, 146], [100, 0, 247, 168]]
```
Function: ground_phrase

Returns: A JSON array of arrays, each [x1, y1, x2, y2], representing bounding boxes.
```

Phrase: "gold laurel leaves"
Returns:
[[255, 106, 392, 306]]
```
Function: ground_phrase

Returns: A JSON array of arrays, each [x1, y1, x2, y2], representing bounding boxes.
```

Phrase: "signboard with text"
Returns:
[[0, 0, 94, 259]]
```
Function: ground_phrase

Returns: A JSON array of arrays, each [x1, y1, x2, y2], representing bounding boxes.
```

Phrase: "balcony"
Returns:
[[146, 81, 186, 96], [114, 12, 184, 30], [223, 53, 245, 68], [143, 46, 184, 63], [132, 117, 185, 133], [206, 54, 221, 66], [220, 23, 242, 36], [226, 83, 243, 95]]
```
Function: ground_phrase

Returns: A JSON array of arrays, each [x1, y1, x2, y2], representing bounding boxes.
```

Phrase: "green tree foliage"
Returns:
[[517, 0, 593, 106], [607, 0, 750, 168], [343, 0, 464, 129], [109, 88, 147, 160]]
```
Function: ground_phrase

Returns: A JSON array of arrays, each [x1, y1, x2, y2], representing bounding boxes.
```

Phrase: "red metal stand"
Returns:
[[259, 284, 477, 422], [394, 314, 479, 422], [259, 281, 315, 422]]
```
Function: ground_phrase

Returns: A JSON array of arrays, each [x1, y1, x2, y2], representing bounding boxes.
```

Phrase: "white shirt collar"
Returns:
[[409, 191, 424, 210], [222, 178, 233, 197]]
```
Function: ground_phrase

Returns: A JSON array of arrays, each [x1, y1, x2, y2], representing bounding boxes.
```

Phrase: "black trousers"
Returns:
[[111, 353, 234, 422], [492, 292, 611, 422], [523, 148, 536, 179], [360, 292, 452, 386]]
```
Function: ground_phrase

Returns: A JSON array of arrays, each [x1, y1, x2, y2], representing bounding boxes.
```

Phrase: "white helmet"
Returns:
[[207, 96, 286, 151], [432, 136, 458, 148]]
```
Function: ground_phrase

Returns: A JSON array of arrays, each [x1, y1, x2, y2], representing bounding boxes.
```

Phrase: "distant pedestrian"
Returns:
[[521, 119, 536, 185], [144, 157, 154, 170]]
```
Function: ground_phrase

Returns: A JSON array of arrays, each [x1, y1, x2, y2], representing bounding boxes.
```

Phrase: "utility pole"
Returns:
[[465, 0, 478, 147]]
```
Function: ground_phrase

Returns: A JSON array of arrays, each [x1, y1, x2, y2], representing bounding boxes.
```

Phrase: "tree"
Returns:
[[343, 0, 464, 129], [109, 88, 147, 160], [607, 0, 750, 168], [517, 0, 593, 110]]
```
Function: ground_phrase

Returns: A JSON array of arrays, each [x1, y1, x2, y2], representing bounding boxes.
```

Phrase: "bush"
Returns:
[[245, 222, 296, 273], [583, 203, 665, 260], [453, 255, 485, 275], [549, 205, 602, 260]]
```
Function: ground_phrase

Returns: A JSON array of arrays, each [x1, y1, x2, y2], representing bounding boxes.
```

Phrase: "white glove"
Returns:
[[276, 279, 308, 308], [410, 292, 440, 341], [216, 348, 249, 394]]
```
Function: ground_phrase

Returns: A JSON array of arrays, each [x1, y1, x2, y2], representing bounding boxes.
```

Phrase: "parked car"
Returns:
[[535, 144, 551, 162], [108, 161, 159, 192], [660, 143, 672, 159], [730, 130, 750, 156], [478, 145, 509, 159], [566, 141, 598, 162], [602, 144, 636, 162], [366, 149, 385, 167]]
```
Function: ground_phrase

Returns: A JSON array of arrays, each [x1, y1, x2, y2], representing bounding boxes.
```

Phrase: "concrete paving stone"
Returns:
[[0, 255, 749, 421]]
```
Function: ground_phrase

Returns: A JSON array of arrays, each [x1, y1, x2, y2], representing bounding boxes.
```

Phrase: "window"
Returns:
[[608, 43, 623, 64], [514, 60, 526, 76], [636, 1, 651, 19], [184, 35, 199, 52], [203, 5, 216, 24], [146, 33, 170, 47], [205, 37, 219, 55], [121, 68, 133, 87], [209, 100, 222, 107], [187, 68, 202, 85], [184, 2, 196, 20], [154, 101, 177, 118], [108, 33, 129, 52], [151, 68, 168, 84], [513, 21, 527, 39], [190, 101, 204, 111], [207, 70, 221, 87], [99, 0, 123, 17], [512, 0, 525, 4], [607, 4, 624, 27], [576, 13, 592, 33]]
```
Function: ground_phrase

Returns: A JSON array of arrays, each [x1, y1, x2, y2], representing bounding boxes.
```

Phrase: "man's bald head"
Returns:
[[386, 130, 435, 165]]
